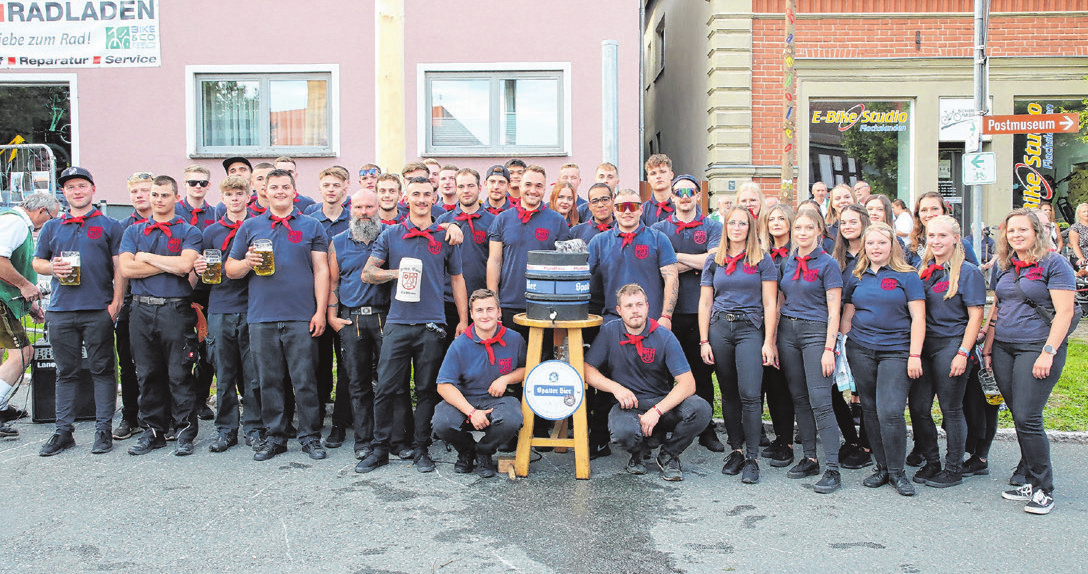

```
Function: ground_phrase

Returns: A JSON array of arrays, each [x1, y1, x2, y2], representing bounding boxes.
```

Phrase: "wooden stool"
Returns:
[[513, 313, 602, 479]]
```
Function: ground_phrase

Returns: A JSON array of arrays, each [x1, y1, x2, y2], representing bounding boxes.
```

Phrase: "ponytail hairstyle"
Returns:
[[714, 206, 763, 267], [834, 204, 871, 271], [854, 222, 914, 279], [918, 215, 965, 300]]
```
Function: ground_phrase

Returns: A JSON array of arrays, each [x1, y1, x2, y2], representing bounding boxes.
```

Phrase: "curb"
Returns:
[[707, 420, 1088, 446]]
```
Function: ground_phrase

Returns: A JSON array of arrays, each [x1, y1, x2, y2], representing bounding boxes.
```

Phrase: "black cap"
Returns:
[[58, 166, 94, 187], [672, 174, 700, 189], [485, 165, 510, 182], [222, 156, 252, 173]]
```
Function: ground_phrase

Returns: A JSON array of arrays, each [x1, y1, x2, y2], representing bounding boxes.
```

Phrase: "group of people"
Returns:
[[0, 153, 1076, 513]]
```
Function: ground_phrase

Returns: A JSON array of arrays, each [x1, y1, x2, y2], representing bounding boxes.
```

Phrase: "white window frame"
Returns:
[[185, 64, 340, 158], [0, 73, 80, 166], [416, 62, 572, 157]]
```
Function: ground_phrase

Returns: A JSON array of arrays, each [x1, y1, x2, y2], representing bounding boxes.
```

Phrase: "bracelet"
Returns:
[[824, 347, 834, 352], [652, 405, 664, 417], [660, 314, 672, 320], [957, 346, 970, 356], [699, 340, 709, 346], [467, 408, 476, 420], [909, 354, 921, 358], [327, 304, 337, 308]]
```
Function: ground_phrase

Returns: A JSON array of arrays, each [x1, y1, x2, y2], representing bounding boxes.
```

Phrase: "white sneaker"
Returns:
[[1025, 489, 1054, 515], [1002, 483, 1033, 502]]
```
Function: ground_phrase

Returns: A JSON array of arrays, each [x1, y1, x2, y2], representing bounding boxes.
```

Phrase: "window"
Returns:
[[808, 99, 913, 202], [654, 17, 666, 80], [419, 64, 570, 156], [0, 76, 77, 204], [188, 65, 338, 157]]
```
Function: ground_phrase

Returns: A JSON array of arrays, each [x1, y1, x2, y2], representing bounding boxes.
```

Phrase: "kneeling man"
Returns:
[[432, 289, 525, 478], [584, 284, 711, 481]]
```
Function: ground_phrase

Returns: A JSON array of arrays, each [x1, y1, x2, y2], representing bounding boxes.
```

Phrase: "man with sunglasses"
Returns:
[[177, 165, 218, 423], [652, 174, 724, 453], [358, 164, 381, 192], [640, 154, 676, 227]]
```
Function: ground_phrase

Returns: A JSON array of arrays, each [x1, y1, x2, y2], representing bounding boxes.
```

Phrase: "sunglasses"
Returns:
[[186, 180, 210, 188], [673, 187, 698, 198], [127, 172, 154, 183], [359, 168, 380, 177], [615, 201, 641, 213]]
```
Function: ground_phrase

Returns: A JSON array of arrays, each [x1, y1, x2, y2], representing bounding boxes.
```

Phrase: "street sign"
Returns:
[[982, 113, 1079, 135], [963, 152, 996, 185], [964, 116, 981, 153]]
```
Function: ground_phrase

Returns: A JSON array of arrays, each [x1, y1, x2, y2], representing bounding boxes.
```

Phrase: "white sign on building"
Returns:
[[0, 0, 160, 68]]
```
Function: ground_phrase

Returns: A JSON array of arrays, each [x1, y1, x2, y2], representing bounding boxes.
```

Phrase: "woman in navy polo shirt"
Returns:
[[699, 206, 777, 484], [776, 208, 843, 493], [831, 204, 872, 469], [984, 209, 1076, 515], [910, 192, 978, 266], [756, 203, 796, 467], [824, 184, 856, 243], [841, 222, 925, 496], [908, 215, 985, 489]]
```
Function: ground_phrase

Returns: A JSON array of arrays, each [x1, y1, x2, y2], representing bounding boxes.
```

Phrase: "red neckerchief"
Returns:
[[270, 214, 294, 231], [515, 203, 540, 224], [129, 212, 148, 225], [770, 246, 789, 260], [669, 214, 702, 235], [219, 217, 244, 251], [653, 197, 674, 218], [509, 196, 522, 207], [248, 198, 267, 215], [402, 222, 441, 253], [919, 263, 944, 281], [792, 255, 812, 280], [619, 227, 640, 248], [619, 319, 659, 357], [187, 203, 205, 226], [293, 192, 301, 204], [454, 210, 481, 236], [61, 208, 101, 227], [380, 218, 399, 226], [475, 325, 508, 365], [442, 203, 457, 212], [723, 252, 746, 275], [485, 206, 504, 215], [144, 218, 176, 237], [1012, 258, 1036, 277], [595, 219, 613, 232]]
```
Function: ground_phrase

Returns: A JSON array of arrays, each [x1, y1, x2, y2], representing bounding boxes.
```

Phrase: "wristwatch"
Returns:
[[1042, 344, 1057, 355]]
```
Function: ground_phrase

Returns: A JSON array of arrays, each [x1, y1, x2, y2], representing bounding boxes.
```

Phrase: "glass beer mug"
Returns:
[[58, 251, 80, 286], [202, 249, 222, 285], [253, 239, 275, 276]]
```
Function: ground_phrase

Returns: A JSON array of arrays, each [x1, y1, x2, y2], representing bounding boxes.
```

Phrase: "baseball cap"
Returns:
[[222, 156, 252, 173], [58, 166, 94, 187], [485, 165, 510, 182], [672, 174, 700, 189]]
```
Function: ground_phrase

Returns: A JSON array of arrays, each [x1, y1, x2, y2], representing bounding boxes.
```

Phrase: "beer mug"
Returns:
[[202, 249, 222, 285], [395, 257, 423, 302], [59, 251, 80, 286], [253, 239, 275, 276]]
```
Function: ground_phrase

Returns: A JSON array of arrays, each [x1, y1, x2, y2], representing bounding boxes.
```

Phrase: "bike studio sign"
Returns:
[[0, 1, 160, 68]]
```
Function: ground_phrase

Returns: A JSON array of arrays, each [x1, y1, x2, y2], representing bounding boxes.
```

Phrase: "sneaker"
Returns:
[[924, 468, 963, 489], [814, 470, 842, 494], [905, 446, 924, 467], [413, 450, 435, 473], [253, 442, 288, 461], [1024, 488, 1054, 515], [589, 443, 612, 460], [961, 454, 990, 476], [91, 430, 112, 454], [128, 432, 167, 456], [759, 430, 771, 448], [245, 431, 266, 450], [39, 430, 76, 457], [787, 458, 820, 479], [0, 405, 27, 422], [112, 420, 138, 440], [396, 447, 416, 460], [741, 458, 760, 484], [626, 451, 647, 475], [0, 423, 18, 438], [767, 441, 794, 468], [175, 440, 195, 456], [913, 461, 941, 484], [1002, 483, 1034, 502], [862, 468, 889, 488], [324, 426, 346, 449], [355, 445, 374, 460], [208, 431, 238, 453], [197, 404, 215, 421], [891, 471, 915, 496], [301, 440, 327, 460], [839, 444, 873, 469], [1009, 460, 1027, 486], [475, 453, 498, 478], [721, 450, 745, 475], [355, 451, 389, 473], [698, 430, 725, 453], [454, 448, 476, 474], [657, 452, 683, 482]]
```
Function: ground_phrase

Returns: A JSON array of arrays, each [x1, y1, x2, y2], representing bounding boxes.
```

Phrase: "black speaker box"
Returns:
[[31, 343, 96, 423]]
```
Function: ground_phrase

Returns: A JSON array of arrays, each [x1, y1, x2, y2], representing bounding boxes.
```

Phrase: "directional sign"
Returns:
[[963, 152, 996, 185], [982, 113, 1079, 135]]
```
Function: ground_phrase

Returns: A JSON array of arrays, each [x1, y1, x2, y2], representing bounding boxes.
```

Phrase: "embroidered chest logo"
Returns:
[[803, 269, 818, 282], [204, 219, 215, 227], [288, 230, 303, 244], [880, 278, 898, 291], [473, 229, 486, 244], [1024, 267, 1044, 281], [693, 230, 707, 245], [743, 262, 758, 274], [639, 347, 656, 363], [932, 281, 949, 293], [167, 238, 182, 253], [535, 228, 549, 242], [428, 241, 442, 255], [498, 357, 513, 375], [86, 226, 103, 240], [634, 244, 649, 259]]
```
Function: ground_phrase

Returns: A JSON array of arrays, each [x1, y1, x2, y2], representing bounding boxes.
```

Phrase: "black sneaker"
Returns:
[[787, 457, 820, 479], [0, 423, 17, 438], [1002, 484, 1033, 502], [208, 431, 238, 453], [0, 405, 27, 422], [253, 442, 287, 461], [175, 440, 195, 456], [589, 443, 612, 460], [862, 468, 889, 488], [197, 404, 215, 421], [741, 458, 760, 484], [396, 447, 416, 460], [128, 432, 167, 456], [699, 430, 725, 453], [39, 430, 75, 457], [961, 454, 990, 476], [476, 453, 498, 478], [1025, 488, 1054, 515], [1009, 460, 1027, 486], [355, 451, 389, 473], [913, 461, 941, 484], [414, 449, 435, 473], [324, 426, 346, 449], [454, 448, 476, 474], [245, 431, 266, 450], [722, 450, 745, 475], [839, 444, 873, 469], [657, 452, 683, 482], [891, 471, 915, 496], [767, 442, 794, 468], [905, 446, 924, 467], [814, 470, 842, 494], [626, 451, 647, 475], [112, 419, 138, 440], [302, 440, 327, 460], [761, 439, 783, 459], [924, 468, 963, 488], [91, 430, 112, 454], [759, 429, 771, 448]]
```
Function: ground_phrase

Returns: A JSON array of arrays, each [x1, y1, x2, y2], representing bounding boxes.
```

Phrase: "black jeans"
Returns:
[[249, 321, 322, 445], [315, 327, 348, 423], [608, 395, 712, 458], [673, 313, 718, 435], [372, 323, 444, 453], [910, 335, 968, 470], [963, 360, 999, 459], [336, 309, 386, 449], [130, 300, 198, 441], [432, 396, 523, 456], [992, 339, 1067, 493], [777, 317, 840, 469], [846, 338, 912, 474], [48, 310, 116, 433], [115, 298, 139, 425], [709, 314, 765, 458], [763, 364, 794, 442], [206, 312, 262, 436]]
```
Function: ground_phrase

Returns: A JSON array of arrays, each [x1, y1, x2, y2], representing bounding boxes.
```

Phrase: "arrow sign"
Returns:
[[982, 113, 1080, 135], [970, 154, 985, 168], [963, 152, 996, 185]]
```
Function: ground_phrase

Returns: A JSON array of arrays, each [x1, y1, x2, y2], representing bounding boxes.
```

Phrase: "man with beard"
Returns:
[[482, 165, 513, 215], [376, 173, 404, 225], [436, 168, 495, 346]]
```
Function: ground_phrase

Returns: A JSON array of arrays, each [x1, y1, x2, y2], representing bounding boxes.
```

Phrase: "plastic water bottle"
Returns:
[[974, 344, 1004, 405]]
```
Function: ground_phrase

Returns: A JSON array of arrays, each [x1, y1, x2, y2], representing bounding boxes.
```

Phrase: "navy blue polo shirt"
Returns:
[[919, 260, 986, 339], [228, 211, 329, 323], [487, 206, 571, 309], [201, 216, 250, 314], [993, 253, 1075, 343], [397, 201, 447, 221], [570, 219, 613, 244], [839, 250, 859, 286], [653, 214, 722, 315], [640, 196, 674, 227], [778, 248, 843, 322], [175, 200, 217, 231], [588, 225, 678, 319], [247, 200, 268, 219], [436, 206, 495, 302], [293, 193, 317, 212], [121, 211, 148, 229], [119, 216, 202, 298], [332, 228, 391, 309], [767, 242, 792, 271], [35, 210, 123, 311], [842, 266, 925, 351], [576, 200, 591, 222], [303, 203, 351, 239], [585, 318, 691, 401], [437, 325, 527, 400], [700, 252, 777, 327], [371, 220, 462, 325]]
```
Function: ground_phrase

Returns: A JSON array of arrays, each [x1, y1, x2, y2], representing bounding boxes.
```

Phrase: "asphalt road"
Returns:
[[1, 392, 1086, 573]]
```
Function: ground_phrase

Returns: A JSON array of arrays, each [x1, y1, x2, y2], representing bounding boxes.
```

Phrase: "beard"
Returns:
[[351, 216, 382, 243]]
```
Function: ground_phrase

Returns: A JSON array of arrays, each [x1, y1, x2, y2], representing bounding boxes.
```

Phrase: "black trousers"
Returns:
[[49, 310, 116, 433], [249, 321, 322, 445], [372, 323, 444, 453], [115, 298, 139, 425], [130, 300, 198, 441], [316, 327, 348, 423], [336, 309, 385, 449], [206, 312, 263, 436]]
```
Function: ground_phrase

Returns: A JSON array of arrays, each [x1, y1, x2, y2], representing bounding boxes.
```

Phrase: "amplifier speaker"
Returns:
[[31, 342, 96, 423]]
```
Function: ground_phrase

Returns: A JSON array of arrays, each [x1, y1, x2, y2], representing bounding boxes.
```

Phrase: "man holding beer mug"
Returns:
[[118, 176, 203, 457], [226, 169, 331, 462], [34, 167, 126, 456]]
